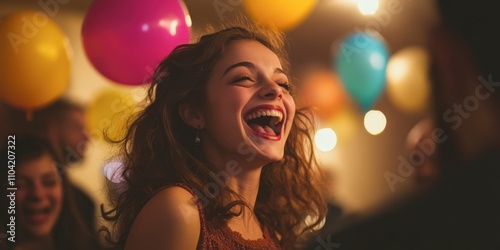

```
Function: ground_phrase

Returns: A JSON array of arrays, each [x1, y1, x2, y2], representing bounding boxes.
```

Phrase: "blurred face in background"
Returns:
[[56, 108, 89, 163], [16, 153, 63, 238]]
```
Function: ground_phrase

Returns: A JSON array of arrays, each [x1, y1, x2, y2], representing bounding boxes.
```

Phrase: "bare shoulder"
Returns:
[[124, 186, 201, 250]]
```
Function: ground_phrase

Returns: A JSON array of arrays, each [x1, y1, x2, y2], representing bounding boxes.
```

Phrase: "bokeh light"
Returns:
[[356, 0, 379, 15], [315, 128, 338, 152], [103, 160, 125, 183], [370, 52, 385, 70], [364, 110, 387, 135], [387, 57, 410, 84]]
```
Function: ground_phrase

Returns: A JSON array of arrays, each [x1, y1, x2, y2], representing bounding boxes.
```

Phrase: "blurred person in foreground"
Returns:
[[307, 0, 500, 249]]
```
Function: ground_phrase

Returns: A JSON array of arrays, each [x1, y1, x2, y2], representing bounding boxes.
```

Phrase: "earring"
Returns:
[[195, 126, 201, 146]]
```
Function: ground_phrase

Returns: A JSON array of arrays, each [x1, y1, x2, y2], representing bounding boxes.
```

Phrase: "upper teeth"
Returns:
[[245, 109, 283, 123]]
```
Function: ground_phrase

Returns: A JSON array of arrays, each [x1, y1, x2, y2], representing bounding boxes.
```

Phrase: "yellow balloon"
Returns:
[[386, 47, 431, 114], [86, 89, 139, 141], [243, 0, 317, 31], [0, 11, 71, 111]]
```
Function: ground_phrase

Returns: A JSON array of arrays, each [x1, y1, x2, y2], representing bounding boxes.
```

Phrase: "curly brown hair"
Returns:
[[101, 23, 326, 249]]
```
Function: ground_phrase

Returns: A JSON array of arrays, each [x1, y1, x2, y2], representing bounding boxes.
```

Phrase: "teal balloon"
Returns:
[[335, 33, 389, 111]]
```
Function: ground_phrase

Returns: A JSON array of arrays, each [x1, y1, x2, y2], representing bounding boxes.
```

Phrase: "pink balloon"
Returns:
[[82, 0, 191, 85]]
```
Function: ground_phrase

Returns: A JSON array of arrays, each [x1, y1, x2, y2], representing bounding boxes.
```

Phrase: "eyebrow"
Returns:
[[222, 61, 285, 76], [17, 172, 59, 180]]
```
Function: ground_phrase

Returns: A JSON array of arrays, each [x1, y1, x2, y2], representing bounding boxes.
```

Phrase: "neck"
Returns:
[[227, 166, 262, 209], [202, 146, 267, 220], [226, 166, 264, 231], [202, 146, 274, 238], [16, 235, 55, 250]]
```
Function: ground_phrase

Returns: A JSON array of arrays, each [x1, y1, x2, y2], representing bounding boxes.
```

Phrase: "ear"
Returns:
[[178, 101, 205, 129]]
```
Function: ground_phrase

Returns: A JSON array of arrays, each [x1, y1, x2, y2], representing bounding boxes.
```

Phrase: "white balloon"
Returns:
[[386, 47, 431, 114]]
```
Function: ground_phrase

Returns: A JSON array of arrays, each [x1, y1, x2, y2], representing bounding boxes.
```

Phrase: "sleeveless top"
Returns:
[[154, 184, 282, 250]]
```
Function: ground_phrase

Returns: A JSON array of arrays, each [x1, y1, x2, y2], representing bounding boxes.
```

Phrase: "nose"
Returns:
[[258, 79, 283, 100], [27, 183, 44, 201], [80, 131, 90, 146], [81, 128, 90, 141]]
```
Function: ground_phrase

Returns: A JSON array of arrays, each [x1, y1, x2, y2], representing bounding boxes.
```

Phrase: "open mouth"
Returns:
[[24, 206, 52, 225], [244, 107, 284, 140]]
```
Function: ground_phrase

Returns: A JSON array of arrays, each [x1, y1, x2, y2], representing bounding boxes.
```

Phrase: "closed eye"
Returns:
[[231, 75, 254, 84], [278, 82, 291, 91]]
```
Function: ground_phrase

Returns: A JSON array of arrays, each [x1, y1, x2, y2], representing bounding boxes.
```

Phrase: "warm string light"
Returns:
[[356, 0, 379, 15], [315, 128, 338, 152], [364, 110, 386, 135], [103, 160, 125, 183]]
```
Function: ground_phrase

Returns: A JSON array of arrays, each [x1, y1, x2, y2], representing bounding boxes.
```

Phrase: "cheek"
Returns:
[[16, 190, 27, 207], [286, 96, 296, 121], [206, 90, 248, 126], [65, 132, 81, 145], [49, 186, 64, 206]]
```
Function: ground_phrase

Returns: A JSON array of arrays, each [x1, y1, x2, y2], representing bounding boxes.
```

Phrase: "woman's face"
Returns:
[[16, 153, 63, 238], [201, 39, 295, 166]]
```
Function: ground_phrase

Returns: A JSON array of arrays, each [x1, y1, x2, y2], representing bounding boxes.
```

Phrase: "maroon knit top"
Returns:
[[154, 184, 282, 250]]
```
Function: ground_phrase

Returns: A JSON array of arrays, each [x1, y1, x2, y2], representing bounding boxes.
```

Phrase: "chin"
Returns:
[[65, 150, 85, 164], [23, 225, 53, 238], [255, 149, 285, 164], [20, 206, 60, 238]]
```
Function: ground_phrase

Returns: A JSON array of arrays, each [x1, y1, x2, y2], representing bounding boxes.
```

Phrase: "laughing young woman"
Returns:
[[101, 24, 326, 250]]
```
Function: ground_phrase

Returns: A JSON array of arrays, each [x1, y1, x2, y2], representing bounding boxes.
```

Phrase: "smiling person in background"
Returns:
[[0, 135, 99, 250], [100, 23, 326, 250], [32, 99, 96, 240]]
